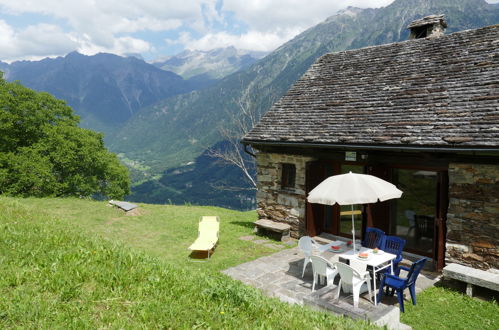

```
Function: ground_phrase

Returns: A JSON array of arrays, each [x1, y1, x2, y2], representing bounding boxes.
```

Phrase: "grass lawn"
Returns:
[[0, 197, 373, 329], [6, 196, 273, 274], [401, 286, 498, 329], [1, 197, 497, 329]]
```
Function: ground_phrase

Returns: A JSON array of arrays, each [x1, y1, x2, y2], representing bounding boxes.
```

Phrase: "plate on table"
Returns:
[[330, 246, 343, 253], [356, 253, 371, 261], [372, 250, 384, 255]]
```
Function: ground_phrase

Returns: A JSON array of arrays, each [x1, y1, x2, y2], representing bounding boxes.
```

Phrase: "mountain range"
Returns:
[[0, 52, 214, 138], [152, 46, 267, 80], [1, 0, 498, 210]]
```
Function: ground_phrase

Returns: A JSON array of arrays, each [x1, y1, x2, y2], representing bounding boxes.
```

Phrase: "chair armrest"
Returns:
[[398, 265, 410, 272], [384, 273, 405, 287], [326, 260, 336, 269], [352, 268, 370, 280]]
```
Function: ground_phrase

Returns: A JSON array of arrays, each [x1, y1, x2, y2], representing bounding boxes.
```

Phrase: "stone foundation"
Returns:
[[255, 152, 313, 238], [447, 163, 499, 270]]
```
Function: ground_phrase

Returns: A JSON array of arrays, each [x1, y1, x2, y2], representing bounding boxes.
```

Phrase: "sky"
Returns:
[[0, 0, 498, 63]]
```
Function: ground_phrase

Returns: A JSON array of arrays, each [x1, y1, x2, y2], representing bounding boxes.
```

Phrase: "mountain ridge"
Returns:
[[152, 46, 267, 80], [1, 51, 215, 139]]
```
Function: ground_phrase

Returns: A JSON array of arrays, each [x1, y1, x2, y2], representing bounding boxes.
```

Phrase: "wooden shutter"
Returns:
[[305, 161, 326, 236]]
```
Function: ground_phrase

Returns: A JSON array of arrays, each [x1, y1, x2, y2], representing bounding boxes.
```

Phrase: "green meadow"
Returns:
[[1, 197, 497, 329], [0, 197, 371, 329]]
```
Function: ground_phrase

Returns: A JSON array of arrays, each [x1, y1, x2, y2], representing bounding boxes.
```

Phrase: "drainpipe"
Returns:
[[241, 142, 256, 158]]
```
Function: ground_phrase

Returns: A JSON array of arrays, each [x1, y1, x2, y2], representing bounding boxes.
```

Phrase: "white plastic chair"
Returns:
[[298, 236, 335, 277], [310, 256, 338, 292], [335, 260, 373, 308]]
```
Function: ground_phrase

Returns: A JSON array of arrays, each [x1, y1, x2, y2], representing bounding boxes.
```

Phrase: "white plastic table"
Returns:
[[323, 244, 396, 305]]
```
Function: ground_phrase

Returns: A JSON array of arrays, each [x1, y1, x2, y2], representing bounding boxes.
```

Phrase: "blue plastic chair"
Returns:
[[377, 258, 427, 312], [361, 227, 385, 249], [382, 236, 406, 276]]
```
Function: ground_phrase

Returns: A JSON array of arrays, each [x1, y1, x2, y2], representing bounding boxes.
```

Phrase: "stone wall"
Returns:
[[447, 163, 499, 270], [255, 152, 313, 238]]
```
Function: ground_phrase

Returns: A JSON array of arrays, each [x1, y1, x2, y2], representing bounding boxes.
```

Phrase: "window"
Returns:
[[281, 163, 296, 189], [390, 168, 438, 256]]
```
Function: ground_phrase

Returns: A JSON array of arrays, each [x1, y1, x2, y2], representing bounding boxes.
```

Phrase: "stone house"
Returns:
[[242, 16, 499, 271]]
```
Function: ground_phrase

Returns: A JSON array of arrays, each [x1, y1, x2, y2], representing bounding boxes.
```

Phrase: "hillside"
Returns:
[[111, 0, 499, 207], [3, 197, 497, 329], [129, 141, 256, 210], [1, 52, 212, 139], [0, 197, 373, 328]]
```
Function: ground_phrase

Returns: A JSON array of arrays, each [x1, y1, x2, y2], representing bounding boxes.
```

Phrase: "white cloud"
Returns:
[[191, 0, 396, 53], [180, 29, 303, 52], [76, 35, 152, 58], [222, 0, 395, 33], [201, 1, 224, 28], [0, 20, 14, 46], [0, 0, 212, 61], [0, 20, 78, 62], [0, 0, 496, 62]]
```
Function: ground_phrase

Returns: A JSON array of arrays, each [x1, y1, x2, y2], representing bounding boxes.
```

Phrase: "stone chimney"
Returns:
[[407, 15, 447, 39]]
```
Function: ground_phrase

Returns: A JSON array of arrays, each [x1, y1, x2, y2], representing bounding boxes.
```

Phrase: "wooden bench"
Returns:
[[443, 263, 499, 297], [254, 219, 291, 242]]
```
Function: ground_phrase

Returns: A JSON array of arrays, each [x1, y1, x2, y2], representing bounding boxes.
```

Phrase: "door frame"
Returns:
[[305, 160, 365, 238]]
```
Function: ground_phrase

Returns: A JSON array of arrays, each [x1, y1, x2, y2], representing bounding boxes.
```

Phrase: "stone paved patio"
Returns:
[[222, 241, 441, 329]]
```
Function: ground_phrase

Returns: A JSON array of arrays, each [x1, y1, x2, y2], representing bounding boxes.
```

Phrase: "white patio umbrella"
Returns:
[[307, 171, 403, 252]]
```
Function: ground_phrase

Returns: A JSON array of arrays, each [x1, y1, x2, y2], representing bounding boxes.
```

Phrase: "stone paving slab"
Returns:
[[264, 243, 285, 250], [305, 286, 401, 329], [223, 246, 441, 329]]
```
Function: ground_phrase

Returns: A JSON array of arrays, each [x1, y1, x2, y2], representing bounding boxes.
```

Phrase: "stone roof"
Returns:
[[243, 25, 499, 149]]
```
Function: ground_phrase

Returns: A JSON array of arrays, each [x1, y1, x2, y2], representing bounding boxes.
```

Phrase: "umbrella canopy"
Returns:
[[307, 172, 403, 206], [307, 172, 403, 252]]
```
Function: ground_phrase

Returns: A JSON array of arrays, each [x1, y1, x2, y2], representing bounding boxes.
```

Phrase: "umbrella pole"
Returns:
[[351, 204, 356, 252]]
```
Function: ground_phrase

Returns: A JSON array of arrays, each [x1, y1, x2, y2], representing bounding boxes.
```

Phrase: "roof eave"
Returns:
[[240, 139, 499, 153]]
